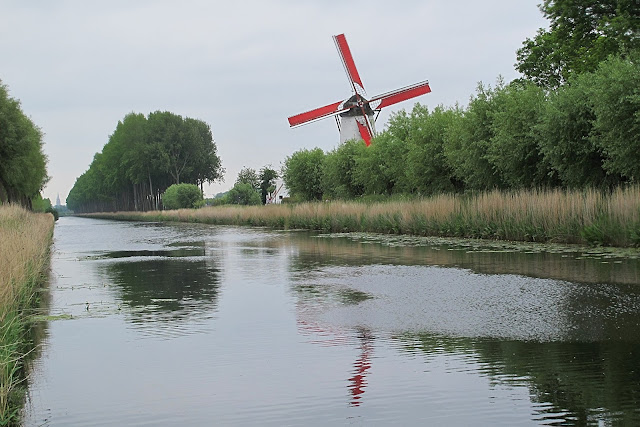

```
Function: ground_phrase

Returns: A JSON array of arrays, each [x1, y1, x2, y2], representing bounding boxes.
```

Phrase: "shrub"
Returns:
[[162, 184, 202, 210], [226, 182, 261, 205], [45, 206, 59, 220]]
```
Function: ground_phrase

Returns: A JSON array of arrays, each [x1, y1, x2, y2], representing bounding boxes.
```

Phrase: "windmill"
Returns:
[[288, 33, 431, 146]]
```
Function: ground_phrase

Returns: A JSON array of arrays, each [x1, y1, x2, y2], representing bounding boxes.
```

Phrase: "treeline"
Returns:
[[67, 111, 223, 213], [283, 0, 640, 201], [0, 80, 48, 208], [284, 55, 640, 201]]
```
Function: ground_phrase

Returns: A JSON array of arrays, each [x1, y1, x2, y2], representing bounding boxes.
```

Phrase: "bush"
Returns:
[[162, 184, 203, 210], [226, 182, 261, 205], [31, 194, 51, 212], [282, 148, 325, 201], [45, 206, 59, 220]]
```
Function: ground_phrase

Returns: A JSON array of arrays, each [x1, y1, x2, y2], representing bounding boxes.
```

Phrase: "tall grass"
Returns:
[[89, 186, 640, 247], [0, 205, 54, 425]]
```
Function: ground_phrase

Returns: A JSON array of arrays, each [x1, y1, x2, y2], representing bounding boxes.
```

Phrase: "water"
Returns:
[[24, 216, 640, 425]]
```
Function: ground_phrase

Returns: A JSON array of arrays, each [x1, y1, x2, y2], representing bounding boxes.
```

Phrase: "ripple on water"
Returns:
[[292, 264, 640, 343]]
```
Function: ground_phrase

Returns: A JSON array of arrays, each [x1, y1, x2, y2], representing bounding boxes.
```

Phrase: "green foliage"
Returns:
[[323, 140, 366, 199], [282, 53, 639, 199], [581, 221, 612, 246], [68, 111, 223, 213], [282, 148, 325, 201], [31, 194, 59, 220], [590, 54, 640, 181], [0, 80, 48, 206], [354, 115, 412, 195], [31, 194, 52, 212], [537, 73, 607, 188], [536, 56, 640, 188], [443, 82, 506, 190], [487, 81, 558, 188], [225, 182, 262, 205], [516, 0, 640, 88], [162, 183, 203, 210], [258, 166, 279, 204], [403, 104, 462, 194], [235, 167, 259, 190], [45, 206, 59, 220]]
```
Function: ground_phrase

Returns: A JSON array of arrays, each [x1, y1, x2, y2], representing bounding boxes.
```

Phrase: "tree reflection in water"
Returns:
[[398, 333, 640, 425], [103, 255, 221, 337], [287, 232, 640, 424]]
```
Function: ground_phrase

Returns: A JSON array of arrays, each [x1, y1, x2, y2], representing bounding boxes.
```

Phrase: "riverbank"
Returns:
[[86, 186, 640, 247], [0, 205, 54, 425]]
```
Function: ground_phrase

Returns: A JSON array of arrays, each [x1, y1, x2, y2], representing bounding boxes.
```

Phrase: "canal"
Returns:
[[24, 216, 640, 425]]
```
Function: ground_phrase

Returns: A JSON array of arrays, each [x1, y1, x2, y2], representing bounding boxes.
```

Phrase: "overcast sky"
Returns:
[[1, 1, 547, 203]]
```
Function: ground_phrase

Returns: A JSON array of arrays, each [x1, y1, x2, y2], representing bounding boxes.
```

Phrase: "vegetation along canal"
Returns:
[[25, 216, 640, 425]]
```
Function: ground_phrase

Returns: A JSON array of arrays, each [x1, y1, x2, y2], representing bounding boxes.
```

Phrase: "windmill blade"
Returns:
[[288, 100, 350, 127], [355, 114, 374, 146], [333, 34, 367, 98], [368, 80, 431, 110]]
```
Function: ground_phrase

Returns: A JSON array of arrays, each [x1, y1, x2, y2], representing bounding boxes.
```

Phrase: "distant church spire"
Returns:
[[56, 193, 61, 207]]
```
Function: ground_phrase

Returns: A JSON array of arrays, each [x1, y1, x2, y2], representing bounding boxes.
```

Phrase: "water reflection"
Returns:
[[289, 233, 640, 423], [92, 247, 206, 259], [398, 333, 640, 425], [25, 219, 640, 426], [101, 253, 220, 338], [349, 328, 374, 407], [288, 233, 640, 285]]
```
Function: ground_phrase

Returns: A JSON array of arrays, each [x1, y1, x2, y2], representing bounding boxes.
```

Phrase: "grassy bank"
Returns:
[[88, 186, 640, 247], [0, 205, 54, 425]]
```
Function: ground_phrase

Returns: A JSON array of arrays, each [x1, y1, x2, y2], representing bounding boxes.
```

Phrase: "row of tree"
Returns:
[[0, 81, 48, 208], [67, 111, 223, 213], [283, 53, 639, 201], [282, 0, 640, 201]]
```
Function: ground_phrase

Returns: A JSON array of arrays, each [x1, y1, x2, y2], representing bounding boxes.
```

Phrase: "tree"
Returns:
[[322, 140, 366, 199], [162, 183, 203, 209], [282, 148, 325, 201], [590, 54, 640, 181], [146, 111, 189, 185], [225, 182, 262, 205], [487, 81, 558, 188], [444, 82, 506, 191], [258, 166, 279, 204], [516, 0, 640, 88], [537, 69, 620, 188], [67, 111, 223, 213], [185, 118, 224, 190], [235, 167, 259, 190], [403, 104, 463, 194], [353, 118, 411, 196], [0, 80, 48, 207]]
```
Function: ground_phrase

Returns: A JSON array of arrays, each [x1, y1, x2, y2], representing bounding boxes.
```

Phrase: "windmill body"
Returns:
[[288, 34, 431, 146], [339, 113, 376, 144], [338, 95, 376, 144]]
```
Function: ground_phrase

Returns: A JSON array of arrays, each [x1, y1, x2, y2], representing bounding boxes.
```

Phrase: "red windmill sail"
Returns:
[[287, 33, 431, 147]]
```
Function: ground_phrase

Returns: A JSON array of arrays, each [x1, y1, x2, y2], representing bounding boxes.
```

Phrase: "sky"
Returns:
[[0, 1, 547, 204]]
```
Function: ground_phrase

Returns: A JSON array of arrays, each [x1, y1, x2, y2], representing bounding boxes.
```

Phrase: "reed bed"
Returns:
[[0, 205, 54, 425], [89, 186, 640, 247]]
